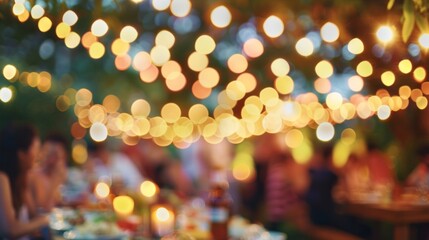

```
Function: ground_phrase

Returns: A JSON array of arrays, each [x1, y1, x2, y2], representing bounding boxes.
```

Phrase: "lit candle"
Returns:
[[140, 180, 158, 204], [94, 182, 110, 199], [113, 195, 135, 217], [150, 204, 175, 237]]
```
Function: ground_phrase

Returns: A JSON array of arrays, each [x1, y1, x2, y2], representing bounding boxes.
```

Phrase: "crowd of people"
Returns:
[[1, 123, 429, 239]]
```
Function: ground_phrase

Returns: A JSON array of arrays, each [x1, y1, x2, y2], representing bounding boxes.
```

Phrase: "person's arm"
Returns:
[[0, 173, 49, 239], [31, 163, 66, 211]]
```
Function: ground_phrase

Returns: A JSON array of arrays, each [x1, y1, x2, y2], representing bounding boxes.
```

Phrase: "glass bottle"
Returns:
[[207, 170, 231, 240]]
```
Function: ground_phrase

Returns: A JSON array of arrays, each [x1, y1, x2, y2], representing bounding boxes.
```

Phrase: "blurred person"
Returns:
[[123, 140, 193, 198], [305, 145, 338, 227], [406, 144, 429, 188], [85, 141, 144, 193], [406, 145, 429, 240], [339, 153, 371, 195], [365, 141, 395, 188], [242, 134, 309, 232], [306, 145, 371, 239], [0, 124, 49, 239], [339, 141, 395, 198], [29, 133, 68, 211]]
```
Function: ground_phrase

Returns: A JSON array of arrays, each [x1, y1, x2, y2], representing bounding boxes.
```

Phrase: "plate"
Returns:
[[63, 230, 128, 240]]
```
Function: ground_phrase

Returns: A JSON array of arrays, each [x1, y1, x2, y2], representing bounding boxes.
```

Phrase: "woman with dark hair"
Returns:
[[0, 124, 49, 239], [29, 132, 68, 211]]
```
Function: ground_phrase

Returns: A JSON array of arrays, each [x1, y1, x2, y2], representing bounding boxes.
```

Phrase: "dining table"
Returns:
[[339, 201, 429, 240]]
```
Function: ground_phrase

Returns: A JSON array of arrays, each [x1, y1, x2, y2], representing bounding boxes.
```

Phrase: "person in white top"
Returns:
[[85, 141, 144, 194], [29, 133, 68, 211], [0, 124, 49, 239]]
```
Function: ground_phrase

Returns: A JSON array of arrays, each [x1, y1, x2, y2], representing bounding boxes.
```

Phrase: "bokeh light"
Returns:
[[210, 6, 231, 28], [263, 15, 284, 38], [90, 122, 108, 142], [285, 129, 304, 148], [243, 38, 264, 58], [95, 182, 110, 198], [151, 46, 171, 66], [120, 26, 138, 43], [56, 22, 71, 39], [377, 105, 391, 120], [314, 78, 331, 94], [115, 55, 132, 71], [155, 30, 175, 49], [398, 59, 412, 74], [199, 67, 220, 88], [188, 52, 209, 72], [65, 32, 81, 49], [326, 92, 343, 110], [271, 58, 290, 77], [195, 35, 216, 54], [38, 17, 52, 32], [237, 73, 257, 93], [376, 26, 394, 43], [347, 38, 364, 54], [12, 3, 25, 16], [356, 61, 373, 77], [315, 60, 334, 78], [320, 22, 340, 42], [227, 54, 248, 73], [140, 180, 158, 198], [82, 32, 98, 48], [188, 104, 209, 124], [91, 19, 109, 37], [155, 207, 170, 221], [161, 103, 181, 123], [165, 72, 186, 91], [170, 0, 192, 17], [348, 75, 364, 92], [140, 64, 159, 83], [89, 42, 106, 59], [316, 122, 335, 142], [113, 196, 134, 215], [30, 5, 45, 19], [63, 10, 78, 26], [0, 87, 13, 103], [419, 33, 429, 48], [192, 81, 212, 99], [381, 71, 395, 86], [72, 143, 87, 164], [152, 0, 171, 10], [111, 39, 130, 56], [275, 76, 294, 95], [131, 99, 151, 118], [413, 67, 426, 82], [295, 38, 314, 56], [3, 64, 18, 80]]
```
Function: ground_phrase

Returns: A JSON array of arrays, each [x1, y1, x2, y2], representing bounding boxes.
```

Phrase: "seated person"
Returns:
[[85, 141, 144, 194], [406, 144, 429, 188], [406, 146, 429, 240], [0, 124, 49, 239], [29, 133, 68, 211], [305, 145, 338, 227], [242, 134, 309, 232]]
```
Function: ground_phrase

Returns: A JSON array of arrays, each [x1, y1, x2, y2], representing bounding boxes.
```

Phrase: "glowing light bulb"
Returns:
[[418, 33, 429, 49], [320, 22, 339, 42], [263, 15, 284, 38], [376, 26, 394, 43], [210, 6, 231, 28]]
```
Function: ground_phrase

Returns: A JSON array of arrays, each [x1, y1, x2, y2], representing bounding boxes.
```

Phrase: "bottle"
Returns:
[[207, 170, 231, 240]]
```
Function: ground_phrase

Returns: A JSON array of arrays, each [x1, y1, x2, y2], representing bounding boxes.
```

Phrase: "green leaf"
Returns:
[[402, 0, 416, 42], [415, 13, 429, 32], [387, 0, 395, 10]]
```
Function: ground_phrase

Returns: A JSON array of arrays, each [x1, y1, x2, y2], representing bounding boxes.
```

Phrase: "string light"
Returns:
[[4, 1, 429, 147]]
